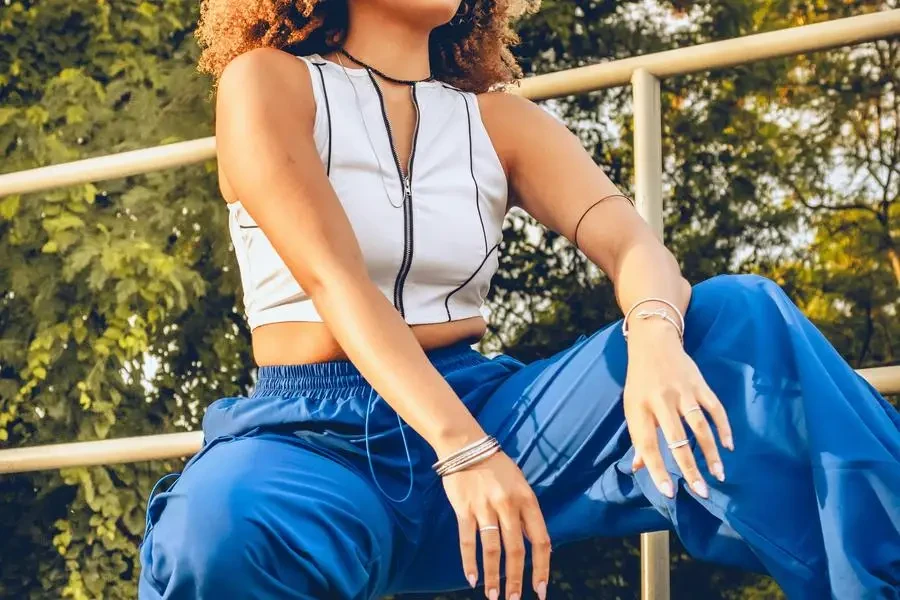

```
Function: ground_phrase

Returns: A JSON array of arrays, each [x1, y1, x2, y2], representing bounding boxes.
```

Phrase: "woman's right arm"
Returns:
[[215, 49, 550, 600], [216, 48, 484, 457]]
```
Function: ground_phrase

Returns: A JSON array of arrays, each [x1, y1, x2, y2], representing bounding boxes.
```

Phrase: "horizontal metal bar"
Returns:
[[859, 365, 900, 395], [1, 11, 898, 197], [0, 137, 216, 197], [517, 9, 900, 101], [0, 432, 202, 474], [1, 366, 896, 475]]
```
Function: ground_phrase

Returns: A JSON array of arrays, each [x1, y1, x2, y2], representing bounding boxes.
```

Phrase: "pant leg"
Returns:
[[398, 274, 900, 598], [139, 432, 396, 600], [676, 274, 900, 599]]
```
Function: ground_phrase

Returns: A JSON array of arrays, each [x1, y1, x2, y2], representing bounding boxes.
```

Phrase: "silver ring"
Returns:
[[479, 525, 500, 533], [683, 405, 703, 416], [667, 438, 690, 450]]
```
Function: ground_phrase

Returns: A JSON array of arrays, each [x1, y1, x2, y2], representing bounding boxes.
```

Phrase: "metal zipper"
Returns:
[[368, 72, 420, 317]]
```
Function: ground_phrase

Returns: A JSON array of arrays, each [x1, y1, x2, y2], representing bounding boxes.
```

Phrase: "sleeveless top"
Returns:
[[227, 54, 508, 330]]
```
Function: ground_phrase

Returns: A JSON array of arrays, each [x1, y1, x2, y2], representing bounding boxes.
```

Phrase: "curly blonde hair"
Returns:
[[196, 0, 540, 93]]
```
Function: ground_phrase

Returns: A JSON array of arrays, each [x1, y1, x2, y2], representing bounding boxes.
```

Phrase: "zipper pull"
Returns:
[[402, 175, 411, 201]]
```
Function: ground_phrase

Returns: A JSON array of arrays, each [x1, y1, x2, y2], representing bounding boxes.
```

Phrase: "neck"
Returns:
[[342, 4, 432, 82]]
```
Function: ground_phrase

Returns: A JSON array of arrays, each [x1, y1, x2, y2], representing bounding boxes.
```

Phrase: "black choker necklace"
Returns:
[[338, 48, 433, 85]]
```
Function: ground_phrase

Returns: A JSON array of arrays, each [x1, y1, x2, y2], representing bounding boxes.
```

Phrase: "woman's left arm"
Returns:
[[479, 92, 733, 498]]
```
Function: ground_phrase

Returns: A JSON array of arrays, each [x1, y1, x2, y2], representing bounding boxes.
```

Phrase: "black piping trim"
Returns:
[[454, 90, 487, 255], [444, 243, 500, 321], [238, 224, 259, 229], [312, 62, 333, 176]]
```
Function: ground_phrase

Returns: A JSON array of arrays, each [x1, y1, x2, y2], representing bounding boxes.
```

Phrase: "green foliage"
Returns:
[[1, 0, 896, 598], [0, 1, 253, 598]]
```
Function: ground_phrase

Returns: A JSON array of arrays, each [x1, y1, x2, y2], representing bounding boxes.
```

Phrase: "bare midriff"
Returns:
[[250, 316, 487, 366]]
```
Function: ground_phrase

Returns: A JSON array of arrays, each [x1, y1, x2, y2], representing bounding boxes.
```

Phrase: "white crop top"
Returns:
[[227, 54, 508, 330]]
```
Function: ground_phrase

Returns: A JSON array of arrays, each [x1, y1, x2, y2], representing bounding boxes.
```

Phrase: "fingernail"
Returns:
[[467, 573, 477, 588], [536, 581, 547, 600], [691, 478, 709, 499], [659, 480, 674, 498], [723, 435, 734, 451], [488, 589, 499, 600], [711, 461, 725, 482], [631, 456, 639, 472], [510, 594, 521, 600]]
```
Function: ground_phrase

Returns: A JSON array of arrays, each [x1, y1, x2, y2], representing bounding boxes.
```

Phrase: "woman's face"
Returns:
[[354, 0, 463, 29]]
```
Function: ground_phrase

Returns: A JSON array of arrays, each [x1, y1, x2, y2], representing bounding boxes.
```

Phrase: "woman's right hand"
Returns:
[[442, 452, 551, 600]]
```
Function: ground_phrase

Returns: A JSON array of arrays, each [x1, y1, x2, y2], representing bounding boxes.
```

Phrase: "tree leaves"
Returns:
[[0, 1, 245, 598]]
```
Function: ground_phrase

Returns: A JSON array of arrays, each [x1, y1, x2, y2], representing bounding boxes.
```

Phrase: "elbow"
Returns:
[[301, 261, 374, 310], [680, 275, 693, 306]]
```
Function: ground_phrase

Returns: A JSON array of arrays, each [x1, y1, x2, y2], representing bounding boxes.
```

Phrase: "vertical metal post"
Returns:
[[632, 68, 664, 239], [631, 67, 671, 600]]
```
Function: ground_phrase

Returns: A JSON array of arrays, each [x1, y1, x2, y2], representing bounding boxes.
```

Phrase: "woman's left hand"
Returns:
[[623, 320, 733, 499]]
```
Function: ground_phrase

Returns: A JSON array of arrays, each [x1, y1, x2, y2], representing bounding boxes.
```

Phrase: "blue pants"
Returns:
[[139, 275, 900, 599]]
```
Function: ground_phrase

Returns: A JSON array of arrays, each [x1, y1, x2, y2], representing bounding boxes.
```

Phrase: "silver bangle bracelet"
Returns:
[[626, 310, 684, 342], [622, 297, 685, 341]]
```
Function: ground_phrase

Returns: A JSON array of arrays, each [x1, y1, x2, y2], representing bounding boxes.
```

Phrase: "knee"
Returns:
[[142, 457, 388, 598], [143, 478, 277, 595], [700, 273, 780, 294], [692, 274, 786, 310], [685, 275, 790, 344], [181, 494, 259, 587]]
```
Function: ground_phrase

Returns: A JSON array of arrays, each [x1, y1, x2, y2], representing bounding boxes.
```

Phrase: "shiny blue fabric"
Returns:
[[139, 275, 900, 599]]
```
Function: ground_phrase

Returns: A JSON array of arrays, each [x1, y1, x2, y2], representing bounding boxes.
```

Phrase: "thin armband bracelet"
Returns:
[[572, 194, 635, 250], [622, 298, 685, 341]]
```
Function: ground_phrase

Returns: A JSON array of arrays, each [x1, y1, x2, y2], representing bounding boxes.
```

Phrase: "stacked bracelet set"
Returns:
[[432, 435, 501, 477], [622, 297, 685, 342]]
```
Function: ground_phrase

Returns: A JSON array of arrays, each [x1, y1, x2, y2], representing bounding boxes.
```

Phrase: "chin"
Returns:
[[367, 0, 462, 28]]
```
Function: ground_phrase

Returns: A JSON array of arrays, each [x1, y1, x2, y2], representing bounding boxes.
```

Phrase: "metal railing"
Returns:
[[1, 9, 899, 600]]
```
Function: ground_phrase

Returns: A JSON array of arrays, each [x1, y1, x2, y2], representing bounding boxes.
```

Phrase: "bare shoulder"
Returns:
[[475, 91, 566, 170], [477, 91, 559, 130], [476, 91, 535, 139], [215, 49, 317, 201], [217, 48, 316, 125], [476, 90, 535, 117]]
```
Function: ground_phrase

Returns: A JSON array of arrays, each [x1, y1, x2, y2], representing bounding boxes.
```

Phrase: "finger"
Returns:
[[521, 494, 551, 600], [681, 400, 724, 482], [497, 501, 525, 600], [476, 510, 502, 600], [654, 396, 709, 499], [632, 450, 645, 472], [457, 513, 479, 589], [627, 405, 674, 498], [697, 383, 734, 451]]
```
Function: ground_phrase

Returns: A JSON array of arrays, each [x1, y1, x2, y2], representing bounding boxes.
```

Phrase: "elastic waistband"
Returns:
[[252, 341, 487, 396]]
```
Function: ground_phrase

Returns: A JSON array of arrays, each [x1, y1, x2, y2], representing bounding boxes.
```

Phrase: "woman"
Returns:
[[139, 1, 900, 598]]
